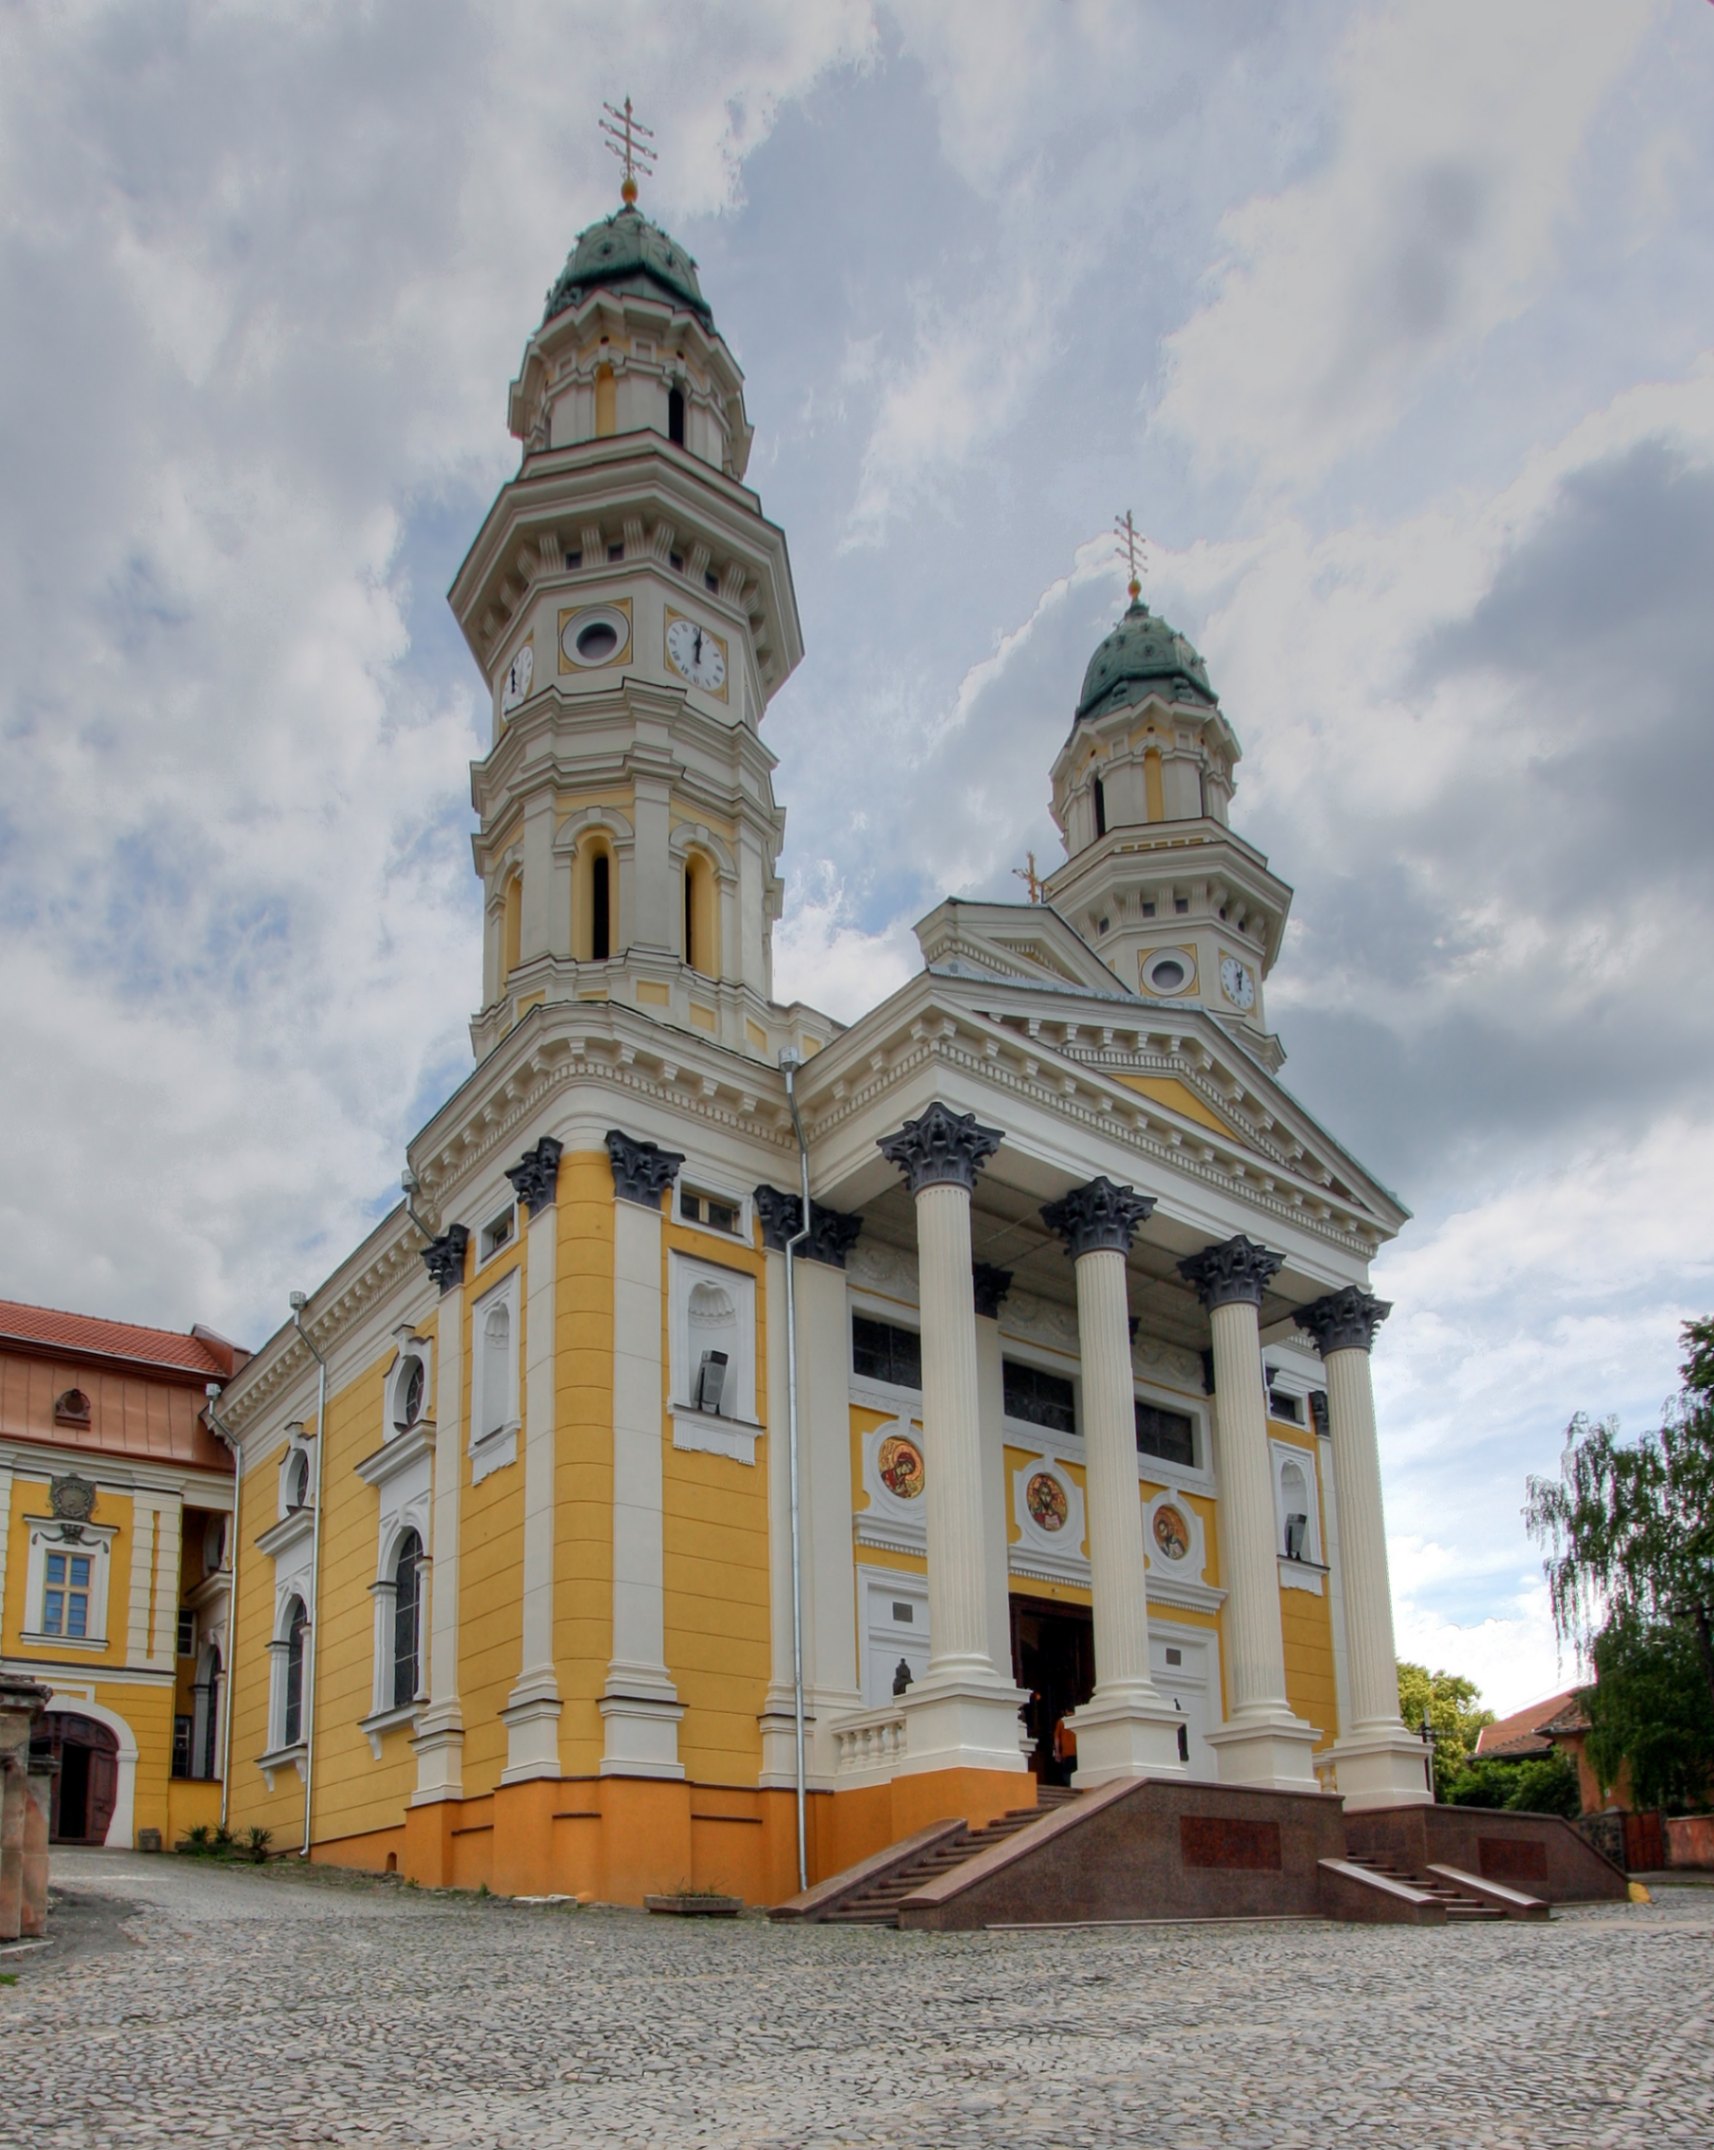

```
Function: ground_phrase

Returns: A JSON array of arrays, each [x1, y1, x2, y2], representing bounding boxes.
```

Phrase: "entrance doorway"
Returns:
[[1011, 1597, 1094, 1787], [31, 1713, 120, 1843]]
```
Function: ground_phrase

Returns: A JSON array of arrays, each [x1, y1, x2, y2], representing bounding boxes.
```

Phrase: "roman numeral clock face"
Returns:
[[665, 612, 727, 695]]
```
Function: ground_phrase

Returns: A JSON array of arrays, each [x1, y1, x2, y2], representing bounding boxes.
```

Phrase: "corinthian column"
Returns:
[[1041, 1178, 1185, 1784], [1179, 1235, 1320, 1793], [877, 1104, 1027, 1779], [1301, 1285, 1429, 1808]]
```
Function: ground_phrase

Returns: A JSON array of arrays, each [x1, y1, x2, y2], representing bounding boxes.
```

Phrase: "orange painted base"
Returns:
[[326, 1768, 1040, 1906]]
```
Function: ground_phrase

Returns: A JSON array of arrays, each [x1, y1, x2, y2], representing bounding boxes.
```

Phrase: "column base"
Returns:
[[500, 1670, 564, 1784], [1067, 1690, 1189, 1787], [1206, 1711, 1322, 1794], [1325, 1727, 1434, 1809], [758, 1684, 857, 1791], [599, 1675, 685, 1780], [895, 1672, 1030, 1778], [409, 1704, 465, 1804]]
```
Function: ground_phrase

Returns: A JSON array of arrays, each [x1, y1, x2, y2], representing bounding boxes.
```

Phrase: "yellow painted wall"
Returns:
[[2, 1473, 135, 1672], [1113, 1074, 1244, 1140], [460, 1240, 528, 1796], [554, 1151, 617, 1775], [225, 1439, 305, 1845], [662, 1215, 769, 1785]]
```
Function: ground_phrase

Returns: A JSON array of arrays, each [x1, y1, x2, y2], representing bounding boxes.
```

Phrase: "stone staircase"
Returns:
[[818, 1789, 1080, 1928], [1335, 1852, 1506, 1920]]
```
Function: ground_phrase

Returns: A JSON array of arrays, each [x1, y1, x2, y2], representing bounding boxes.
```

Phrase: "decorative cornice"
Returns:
[[505, 1135, 564, 1212], [606, 1129, 684, 1207], [1040, 1177, 1156, 1260], [752, 1185, 864, 1268], [421, 1226, 470, 1296], [1300, 1285, 1392, 1357], [971, 1262, 1013, 1321], [1177, 1233, 1283, 1312], [876, 1102, 1003, 1196]]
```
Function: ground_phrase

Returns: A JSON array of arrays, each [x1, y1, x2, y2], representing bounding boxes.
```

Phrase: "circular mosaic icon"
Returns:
[[877, 1433, 925, 1501], [1152, 1504, 1190, 1561], [1025, 1471, 1068, 1533]]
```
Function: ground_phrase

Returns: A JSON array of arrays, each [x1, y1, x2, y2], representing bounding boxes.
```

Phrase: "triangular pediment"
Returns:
[[915, 899, 1128, 996]]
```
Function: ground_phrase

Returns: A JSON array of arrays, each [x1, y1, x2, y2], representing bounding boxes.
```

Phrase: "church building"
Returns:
[[214, 152, 1433, 1907]]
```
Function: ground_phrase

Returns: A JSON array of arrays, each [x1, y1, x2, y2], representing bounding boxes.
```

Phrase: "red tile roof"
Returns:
[[0, 1299, 240, 1378], [1476, 1690, 1580, 1759]]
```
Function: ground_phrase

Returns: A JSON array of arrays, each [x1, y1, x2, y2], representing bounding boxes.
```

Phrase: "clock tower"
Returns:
[[449, 162, 804, 1065], [1044, 586, 1291, 1061]]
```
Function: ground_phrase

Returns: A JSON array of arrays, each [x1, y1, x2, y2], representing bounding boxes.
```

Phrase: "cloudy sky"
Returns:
[[4, 0, 1711, 1715]]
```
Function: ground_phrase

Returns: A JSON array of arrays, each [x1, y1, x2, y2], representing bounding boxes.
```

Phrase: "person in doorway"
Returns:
[[1051, 1710, 1077, 1785]]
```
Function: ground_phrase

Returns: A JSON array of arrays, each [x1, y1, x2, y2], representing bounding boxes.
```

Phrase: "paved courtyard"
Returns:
[[3, 1850, 1711, 2149]]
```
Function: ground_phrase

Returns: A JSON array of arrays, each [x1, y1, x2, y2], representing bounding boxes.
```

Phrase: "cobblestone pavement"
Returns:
[[4, 1850, 1712, 2149]]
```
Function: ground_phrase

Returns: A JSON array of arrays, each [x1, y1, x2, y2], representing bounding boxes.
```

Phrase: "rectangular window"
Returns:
[[680, 1188, 741, 1235], [1003, 1359, 1077, 1436], [1135, 1400, 1197, 1469], [173, 1715, 193, 1779], [177, 1609, 196, 1658], [478, 1205, 515, 1263], [43, 1550, 92, 1638], [564, 549, 582, 571], [1267, 1387, 1304, 1425], [851, 1314, 922, 1390]]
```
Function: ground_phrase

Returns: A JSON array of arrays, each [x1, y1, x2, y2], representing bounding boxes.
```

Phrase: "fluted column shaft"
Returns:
[[1206, 1297, 1293, 1719], [916, 1181, 997, 1678], [1076, 1245, 1157, 1697]]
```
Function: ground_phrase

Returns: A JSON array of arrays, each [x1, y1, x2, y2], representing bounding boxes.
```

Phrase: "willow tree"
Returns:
[[1525, 1318, 1714, 1716]]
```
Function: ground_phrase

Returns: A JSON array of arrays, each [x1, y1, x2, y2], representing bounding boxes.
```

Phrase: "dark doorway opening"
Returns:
[[31, 1712, 120, 1843], [1011, 1596, 1094, 1787]]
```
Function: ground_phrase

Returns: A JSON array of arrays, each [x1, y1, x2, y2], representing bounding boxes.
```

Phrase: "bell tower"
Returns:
[[1044, 537, 1292, 1058], [449, 107, 804, 1065]]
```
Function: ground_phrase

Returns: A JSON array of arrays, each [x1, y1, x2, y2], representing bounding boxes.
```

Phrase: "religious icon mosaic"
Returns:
[[1025, 1471, 1068, 1533], [1152, 1503, 1190, 1561], [877, 1432, 925, 1501]]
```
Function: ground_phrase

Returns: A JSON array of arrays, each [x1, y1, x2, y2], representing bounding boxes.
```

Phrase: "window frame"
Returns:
[[668, 1250, 761, 1463], [469, 1270, 522, 1483], [848, 1305, 925, 1407], [21, 1517, 116, 1651]]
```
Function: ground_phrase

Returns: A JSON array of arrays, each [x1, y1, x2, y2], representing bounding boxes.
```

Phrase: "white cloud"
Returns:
[[773, 879, 918, 1025], [1391, 1549, 1575, 1721], [1156, 0, 1656, 489]]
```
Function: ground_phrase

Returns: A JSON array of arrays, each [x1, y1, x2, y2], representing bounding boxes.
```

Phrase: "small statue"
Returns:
[[891, 1658, 913, 1698]]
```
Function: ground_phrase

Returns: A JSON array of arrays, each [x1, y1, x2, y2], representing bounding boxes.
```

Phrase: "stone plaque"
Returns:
[[1479, 1835, 1549, 1884], [1181, 1816, 1282, 1871]]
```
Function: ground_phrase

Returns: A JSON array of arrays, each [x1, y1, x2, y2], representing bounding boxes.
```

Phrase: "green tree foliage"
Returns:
[[1582, 1615, 1714, 1814], [1396, 1662, 1492, 1796], [1525, 1319, 1714, 1717], [1443, 1750, 1580, 1818]]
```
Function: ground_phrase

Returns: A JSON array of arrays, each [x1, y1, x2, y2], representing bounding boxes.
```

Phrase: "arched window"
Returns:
[[594, 362, 616, 437], [282, 1598, 308, 1747], [591, 848, 611, 960], [1093, 774, 1108, 838], [285, 1450, 311, 1510], [667, 384, 686, 446], [391, 1531, 423, 1709], [575, 840, 615, 962], [196, 1644, 221, 1780], [394, 1354, 425, 1433], [501, 872, 522, 981], [481, 1301, 512, 1437], [1279, 1455, 1312, 1561], [683, 852, 716, 977]]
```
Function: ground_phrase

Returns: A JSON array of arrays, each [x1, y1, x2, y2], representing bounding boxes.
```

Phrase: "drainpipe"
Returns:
[[290, 1290, 330, 1862], [203, 1383, 242, 1833], [779, 1051, 813, 1895], [400, 1165, 434, 1247]]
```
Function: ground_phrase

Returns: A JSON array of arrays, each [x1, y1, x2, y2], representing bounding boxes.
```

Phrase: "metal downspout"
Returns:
[[291, 1293, 330, 1862], [780, 1052, 813, 1895], [203, 1384, 242, 1834]]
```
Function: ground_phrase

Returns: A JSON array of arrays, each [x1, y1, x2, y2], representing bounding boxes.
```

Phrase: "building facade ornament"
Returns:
[[49, 1473, 97, 1534], [420, 1225, 470, 1296], [504, 1135, 564, 1212], [1178, 1233, 1284, 1311], [971, 1262, 1013, 1321], [1040, 1177, 1157, 1260], [875, 1101, 1003, 1195], [605, 1129, 684, 1207], [752, 1185, 864, 1268], [1300, 1286, 1393, 1357]]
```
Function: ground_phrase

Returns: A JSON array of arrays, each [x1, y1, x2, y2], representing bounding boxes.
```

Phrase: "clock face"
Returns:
[[665, 614, 727, 693], [1220, 955, 1256, 1011], [502, 642, 533, 713]]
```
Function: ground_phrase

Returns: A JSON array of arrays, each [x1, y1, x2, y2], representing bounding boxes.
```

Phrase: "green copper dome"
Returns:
[[543, 204, 713, 327], [1076, 598, 1215, 719]]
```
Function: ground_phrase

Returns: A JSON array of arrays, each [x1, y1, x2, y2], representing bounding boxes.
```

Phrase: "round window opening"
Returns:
[[1147, 956, 1188, 994], [561, 606, 628, 670], [576, 620, 618, 662]]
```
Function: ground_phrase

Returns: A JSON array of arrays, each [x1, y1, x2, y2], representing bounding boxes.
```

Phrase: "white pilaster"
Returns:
[[148, 1495, 183, 1671], [1306, 1287, 1430, 1808], [972, 1294, 1014, 1685], [1181, 1237, 1320, 1793], [601, 1135, 684, 1777], [412, 1251, 466, 1805], [502, 1151, 564, 1782], [877, 1105, 1027, 1780]]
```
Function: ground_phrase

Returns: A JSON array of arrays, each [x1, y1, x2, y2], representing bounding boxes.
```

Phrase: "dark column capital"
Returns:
[[1178, 1233, 1283, 1311], [753, 1185, 864, 1269], [876, 1102, 1003, 1195], [971, 1262, 1013, 1321], [1300, 1285, 1392, 1357], [1040, 1177, 1156, 1260], [420, 1225, 470, 1295], [605, 1130, 684, 1208], [505, 1136, 564, 1212]]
